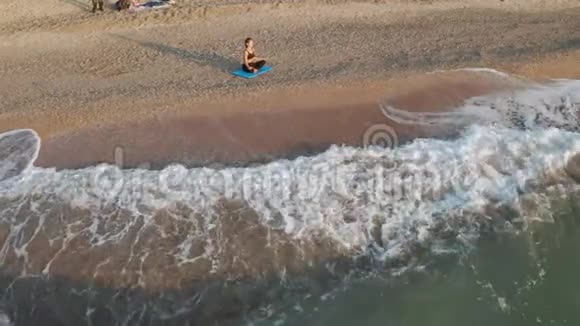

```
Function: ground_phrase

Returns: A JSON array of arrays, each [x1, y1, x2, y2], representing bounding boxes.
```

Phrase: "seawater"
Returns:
[[0, 71, 579, 325]]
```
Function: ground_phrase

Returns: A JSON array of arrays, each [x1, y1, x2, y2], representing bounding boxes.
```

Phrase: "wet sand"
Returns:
[[34, 70, 522, 169]]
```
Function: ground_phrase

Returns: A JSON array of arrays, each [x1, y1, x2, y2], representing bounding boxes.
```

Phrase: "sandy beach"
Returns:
[[0, 0, 579, 168], [1, 2, 580, 325]]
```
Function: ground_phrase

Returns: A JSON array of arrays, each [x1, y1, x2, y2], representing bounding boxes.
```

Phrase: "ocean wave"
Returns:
[[381, 78, 580, 130], [0, 75, 579, 284]]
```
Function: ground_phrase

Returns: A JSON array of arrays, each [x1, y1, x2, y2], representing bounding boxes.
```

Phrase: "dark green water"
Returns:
[[263, 196, 580, 326]]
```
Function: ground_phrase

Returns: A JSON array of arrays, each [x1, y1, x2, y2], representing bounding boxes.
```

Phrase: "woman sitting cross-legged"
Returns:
[[242, 37, 267, 73]]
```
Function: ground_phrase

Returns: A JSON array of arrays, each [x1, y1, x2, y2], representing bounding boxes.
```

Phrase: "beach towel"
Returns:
[[129, 1, 172, 12], [231, 66, 272, 79]]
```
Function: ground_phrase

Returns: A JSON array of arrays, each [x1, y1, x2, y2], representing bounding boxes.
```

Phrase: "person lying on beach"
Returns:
[[242, 38, 267, 73], [115, 0, 141, 10]]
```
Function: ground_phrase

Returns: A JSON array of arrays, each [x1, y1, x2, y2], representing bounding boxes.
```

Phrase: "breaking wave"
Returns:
[[0, 70, 579, 325]]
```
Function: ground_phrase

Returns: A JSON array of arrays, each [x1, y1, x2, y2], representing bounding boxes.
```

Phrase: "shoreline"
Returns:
[[1, 55, 578, 168], [34, 69, 520, 169]]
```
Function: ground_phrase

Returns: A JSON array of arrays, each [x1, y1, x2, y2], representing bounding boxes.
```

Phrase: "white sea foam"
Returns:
[[0, 77, 579, 269], [0, 312, 12, 326], [381, 78, 580, 130], [1, 129, 580, 259], [0, 129, 40, 182]]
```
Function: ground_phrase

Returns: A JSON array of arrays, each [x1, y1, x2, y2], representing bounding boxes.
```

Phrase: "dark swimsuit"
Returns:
[[243, 51, 266, 73]]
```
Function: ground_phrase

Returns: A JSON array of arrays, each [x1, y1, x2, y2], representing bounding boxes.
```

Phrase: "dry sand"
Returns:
[[0, 0, 579, 167]]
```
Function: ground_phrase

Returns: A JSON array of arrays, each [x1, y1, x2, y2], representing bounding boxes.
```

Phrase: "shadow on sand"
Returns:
[[112, 34, 240, 72], [60, 0, 91, 11]]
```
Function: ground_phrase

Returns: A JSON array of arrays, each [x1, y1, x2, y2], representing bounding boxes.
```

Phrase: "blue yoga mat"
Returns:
[[231, 66, 272, 79]]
